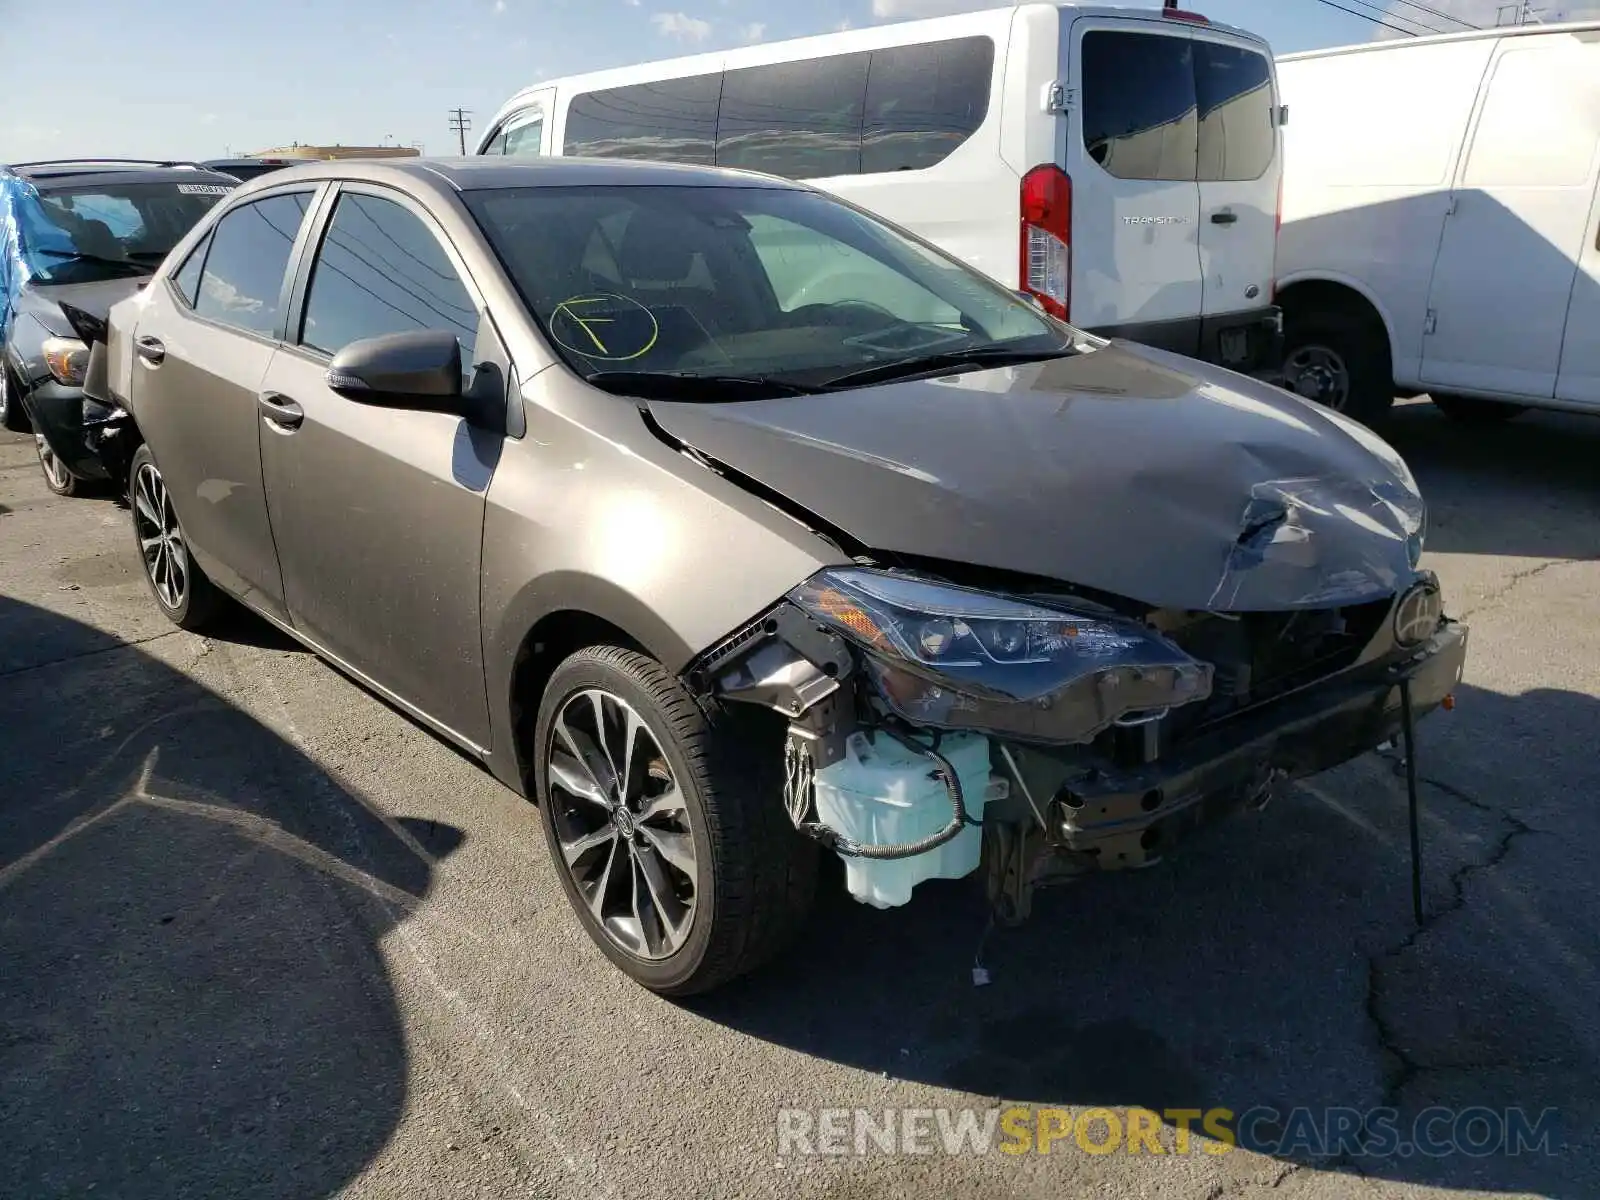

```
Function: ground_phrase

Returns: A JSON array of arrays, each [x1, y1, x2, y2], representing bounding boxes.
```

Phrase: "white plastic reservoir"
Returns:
[[812, 730, 1004, 909]]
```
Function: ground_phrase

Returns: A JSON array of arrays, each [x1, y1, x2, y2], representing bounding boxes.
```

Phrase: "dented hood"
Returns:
[[647, 342, 1425, 612], [18, 276, 149, 336]]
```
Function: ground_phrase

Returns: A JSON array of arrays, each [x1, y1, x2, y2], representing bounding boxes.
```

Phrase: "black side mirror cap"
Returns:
[[325, 329, 463, 410]]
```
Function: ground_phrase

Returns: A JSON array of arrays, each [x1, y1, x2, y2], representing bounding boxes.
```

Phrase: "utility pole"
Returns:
[[448, 108, 472, 155]]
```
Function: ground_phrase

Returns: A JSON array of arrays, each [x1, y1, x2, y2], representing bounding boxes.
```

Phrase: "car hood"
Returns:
[[17, 277, 150, 336], [645, 342, 1426, 612]]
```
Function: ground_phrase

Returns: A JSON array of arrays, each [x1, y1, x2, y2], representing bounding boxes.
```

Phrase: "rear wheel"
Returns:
[[1281, 309, 1394, 427], [129, 443, 221, 631], [533, 645, 815, 995], [35, 432, 84, 497], [1430, 393, 1527, 425]]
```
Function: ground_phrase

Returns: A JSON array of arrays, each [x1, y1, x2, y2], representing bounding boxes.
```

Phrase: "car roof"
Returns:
[[2, 160, 239, 190], [241, 155, 806, 193]]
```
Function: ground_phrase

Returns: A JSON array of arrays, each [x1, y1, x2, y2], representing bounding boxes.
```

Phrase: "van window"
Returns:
[[487, 110, 546, 157], [560, 37, 995, 178], [1081, 31, 1199, 183], [1464, 44, 1600, 189], [1195, 42, 1275, 182], [717, 54, 871, 179], [563, 74, 721, 164], [862, 38, 995, 173]]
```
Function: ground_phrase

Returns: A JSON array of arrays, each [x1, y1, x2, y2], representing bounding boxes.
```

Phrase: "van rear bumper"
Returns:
[[1089, 306, 1284, 375]]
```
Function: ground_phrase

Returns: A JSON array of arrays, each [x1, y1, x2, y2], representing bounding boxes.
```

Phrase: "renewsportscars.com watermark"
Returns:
[[776, 1106, 1561, 1159]]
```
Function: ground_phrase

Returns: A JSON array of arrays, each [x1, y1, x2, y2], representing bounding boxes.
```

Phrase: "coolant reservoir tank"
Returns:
[[812, 730, 1004, 909]]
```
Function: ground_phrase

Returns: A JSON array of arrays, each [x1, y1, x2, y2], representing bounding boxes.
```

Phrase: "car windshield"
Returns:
[[465, 184, 1076, 393], [19, 181, 232, 284]]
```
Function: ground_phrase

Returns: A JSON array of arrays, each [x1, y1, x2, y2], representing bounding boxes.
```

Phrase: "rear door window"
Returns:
[[1195, 42, 1275, 182], [861, 37, 995, 173], [192, 192, 313, 337], [563, 75, 721, 164], [1081, 30, 1198, 182]]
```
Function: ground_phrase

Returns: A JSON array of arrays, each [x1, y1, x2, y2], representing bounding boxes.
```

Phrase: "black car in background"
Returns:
[[201, 157, 298, 183], [0, 159, 236, 494]]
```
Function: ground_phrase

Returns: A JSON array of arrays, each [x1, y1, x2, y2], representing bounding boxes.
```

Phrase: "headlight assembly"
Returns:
[[788, 568, 1213, 744], [42, 336, 90, 386]]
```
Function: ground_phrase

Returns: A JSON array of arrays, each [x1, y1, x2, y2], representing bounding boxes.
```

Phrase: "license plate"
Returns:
[[1220, 328, 1250, 364]]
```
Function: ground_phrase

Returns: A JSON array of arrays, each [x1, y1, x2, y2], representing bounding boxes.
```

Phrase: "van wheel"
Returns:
[[1431, 394, 1527, 425], [533, 645, 816, 996], [1282, 310, 1394, 426], [130, 444, 221, 631]]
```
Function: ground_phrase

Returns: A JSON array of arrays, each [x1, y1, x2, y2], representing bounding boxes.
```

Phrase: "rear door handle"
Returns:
[[1210, 211, 1239, 226], [135, 336, 165, 365], [258, 391, 304, 431]]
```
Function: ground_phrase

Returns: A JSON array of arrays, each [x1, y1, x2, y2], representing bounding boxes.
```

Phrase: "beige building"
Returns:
[[249, 144, 421, 161]]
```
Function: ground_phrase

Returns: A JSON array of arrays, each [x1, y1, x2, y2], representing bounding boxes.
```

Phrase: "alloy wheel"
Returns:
[[1285, 345, 1351, 411], [0, 368, 9, 424], [133, 461, 188, 610], [546, 688, 697, 960], [35, 433, 72, 492]]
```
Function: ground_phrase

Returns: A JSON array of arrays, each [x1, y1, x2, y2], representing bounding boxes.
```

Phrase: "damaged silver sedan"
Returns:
[[84, 156, 1467, 994]]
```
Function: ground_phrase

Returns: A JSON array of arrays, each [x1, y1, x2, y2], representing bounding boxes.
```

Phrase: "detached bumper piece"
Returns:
[[1013, 620, 1466, 884]]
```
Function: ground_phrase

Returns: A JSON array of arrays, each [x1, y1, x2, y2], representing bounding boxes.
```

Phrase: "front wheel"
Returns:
[[1431, 393, 1527, 425], [129, 443, 221, 631], [35, 432, 84, 497], [533, 645, 816, 995], [0, 364, 31, 432], [1281, 310, 1395, 427]]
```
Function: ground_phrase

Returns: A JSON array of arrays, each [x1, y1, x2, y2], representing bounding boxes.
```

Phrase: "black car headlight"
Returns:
[[42, 336, 90, 386], [789, 568, 1213, 744]]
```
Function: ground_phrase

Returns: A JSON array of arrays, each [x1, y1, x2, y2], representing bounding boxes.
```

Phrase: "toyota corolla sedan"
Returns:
[[84, 157, 1467, 994]]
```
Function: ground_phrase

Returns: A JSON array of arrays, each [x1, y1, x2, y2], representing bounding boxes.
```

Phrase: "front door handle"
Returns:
[[135, 335, 165, 365], [258, 391, 304, 431], [1210, 211, 1239, 226]]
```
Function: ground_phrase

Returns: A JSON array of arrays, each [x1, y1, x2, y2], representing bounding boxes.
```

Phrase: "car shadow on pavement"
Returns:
[[1381, 400, 1600, 562], [0, 596, 459, 1199], [695, 679, 1600, 1197]]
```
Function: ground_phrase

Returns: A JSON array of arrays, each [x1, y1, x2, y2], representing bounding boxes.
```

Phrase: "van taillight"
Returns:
[[1020, 164, 1071, 321]]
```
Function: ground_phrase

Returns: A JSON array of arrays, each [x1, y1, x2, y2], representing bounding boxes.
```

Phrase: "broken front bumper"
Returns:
[[1029, 620, 1468, 869]]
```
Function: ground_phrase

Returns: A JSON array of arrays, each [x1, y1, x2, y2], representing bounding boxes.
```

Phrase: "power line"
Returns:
[[1328, 0, 1450, 34], [1390, 0, 1482, 29], [448, 108, 473, 155], [1306, 0, 1438, 36]]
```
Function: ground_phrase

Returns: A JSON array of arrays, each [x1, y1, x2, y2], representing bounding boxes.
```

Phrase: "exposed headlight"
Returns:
[[42, 336, 90, 386], [789, 568, 1213, 744]]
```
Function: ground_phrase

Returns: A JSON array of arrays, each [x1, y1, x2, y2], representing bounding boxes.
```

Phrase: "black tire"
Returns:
[[0, 362, 30, 432], [129, 443, 221, 631], [35, 431, 85, 497], [1431, 393, 1527, 425], [1281, 308, 1395, 427], [533, 645, 816, 996]]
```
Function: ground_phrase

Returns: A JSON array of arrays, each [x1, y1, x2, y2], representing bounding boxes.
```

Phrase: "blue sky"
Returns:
[[0, 0, 1584, 161]]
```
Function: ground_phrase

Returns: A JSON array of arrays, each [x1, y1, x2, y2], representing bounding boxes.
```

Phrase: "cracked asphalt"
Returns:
[[2, 398, 1597, 1200]]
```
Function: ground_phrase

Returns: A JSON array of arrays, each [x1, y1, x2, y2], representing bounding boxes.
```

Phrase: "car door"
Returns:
[[1067, 19, 1204, 346], [1192, 31, 1279, 325], [1555, 169, 1600, 406], [126, 187, 322, 622], [1421, 34, 1600, 399], [257, 184, 495, 748]]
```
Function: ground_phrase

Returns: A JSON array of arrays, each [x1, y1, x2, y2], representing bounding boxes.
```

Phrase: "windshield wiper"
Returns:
[[820, 345, 1075, 391], [583, 370, 815, 401], [32, 249, 150, 276]]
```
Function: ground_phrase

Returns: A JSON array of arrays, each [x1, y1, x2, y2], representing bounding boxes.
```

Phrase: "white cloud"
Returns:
[[626, 0, 640, 6], [741, 21, 766, 41], [1372, 0, 1600, 39], [836, 17, 854, 30], [870, 0, 1005, 18], [652, 10, 712, 39], [493, 0, 506, 12], [201, 113, 218, 125]]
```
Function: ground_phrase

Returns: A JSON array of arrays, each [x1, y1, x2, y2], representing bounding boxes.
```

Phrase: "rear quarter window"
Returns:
[[1195, 41, 1276, 182], [1081, 30, 1199, 183]]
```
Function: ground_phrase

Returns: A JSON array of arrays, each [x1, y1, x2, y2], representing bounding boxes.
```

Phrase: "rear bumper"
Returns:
[[1043, 620, 1468, 866], [1088, 305, 1285, 374]]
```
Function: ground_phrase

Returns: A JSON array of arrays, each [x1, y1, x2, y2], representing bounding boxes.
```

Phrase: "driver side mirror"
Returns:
[[326, 329, 463, 412]]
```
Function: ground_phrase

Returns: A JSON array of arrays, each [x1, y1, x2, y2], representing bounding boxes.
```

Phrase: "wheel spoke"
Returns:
[[582, 837, 622, 921], [559, 823, 617, 868], [139, 532, 163, 552], [639, 823, 694, 877], [634, 840, 689, 954], [552, 717, 615, 806], [617, 707, 646, 806], [638, 784, 686, 823]]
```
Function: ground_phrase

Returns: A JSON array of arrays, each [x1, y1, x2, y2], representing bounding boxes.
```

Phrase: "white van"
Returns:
[[479, 3, 1286, 373], [1275, 21, 1600, 425]]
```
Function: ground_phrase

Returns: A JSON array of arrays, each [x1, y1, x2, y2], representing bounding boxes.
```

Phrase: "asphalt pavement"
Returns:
[[1, 399, 1597, 1200]]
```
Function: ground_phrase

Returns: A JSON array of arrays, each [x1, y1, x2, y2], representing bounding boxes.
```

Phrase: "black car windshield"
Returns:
[[21, 181, 232, 284], [466, 184, 1075, 392]]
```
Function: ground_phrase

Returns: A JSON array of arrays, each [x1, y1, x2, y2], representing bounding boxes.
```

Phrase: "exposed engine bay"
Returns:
[[692, 565, 1467, 925]]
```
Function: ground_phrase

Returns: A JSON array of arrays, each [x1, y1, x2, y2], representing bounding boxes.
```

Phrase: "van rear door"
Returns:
[[1065, 16, 1203, 349], [1191, 28, 1280, 328]]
